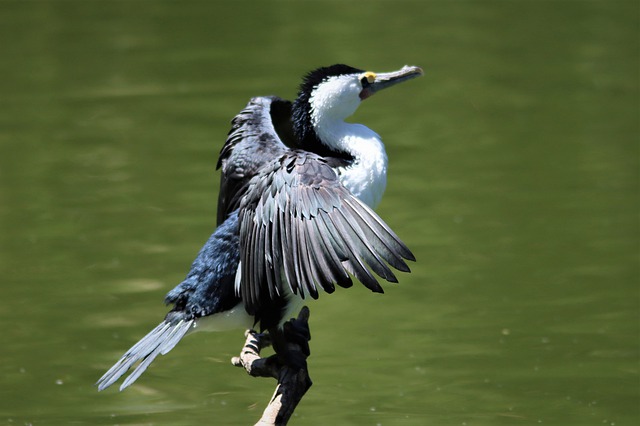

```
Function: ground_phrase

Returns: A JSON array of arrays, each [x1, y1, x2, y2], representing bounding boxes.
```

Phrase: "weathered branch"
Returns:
[[231, 307, 312, 426]]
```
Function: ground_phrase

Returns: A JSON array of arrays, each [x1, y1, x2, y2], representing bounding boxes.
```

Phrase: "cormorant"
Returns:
[[97, 64, 423, 391]]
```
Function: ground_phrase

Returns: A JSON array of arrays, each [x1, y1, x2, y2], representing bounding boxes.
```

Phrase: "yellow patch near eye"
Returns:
[[363, 71, 376, 83]]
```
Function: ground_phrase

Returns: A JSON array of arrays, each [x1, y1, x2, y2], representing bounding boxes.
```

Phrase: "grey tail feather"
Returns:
[[96, 319, 194, 391]]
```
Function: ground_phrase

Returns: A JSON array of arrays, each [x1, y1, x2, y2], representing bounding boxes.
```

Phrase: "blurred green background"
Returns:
[[0, 1, 637, 425]]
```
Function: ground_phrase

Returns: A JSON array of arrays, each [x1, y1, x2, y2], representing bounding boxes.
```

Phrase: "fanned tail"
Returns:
[[96, 319, 194, 391]]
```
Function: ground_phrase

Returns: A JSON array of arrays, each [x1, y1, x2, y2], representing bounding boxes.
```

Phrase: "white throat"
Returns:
[[307, 76, 389, 208], [313, 116, 388, 209]]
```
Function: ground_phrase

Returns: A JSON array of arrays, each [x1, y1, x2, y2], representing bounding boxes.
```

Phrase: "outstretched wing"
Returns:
[[238, 151, 415, 315], [216, 96, 291, 225]]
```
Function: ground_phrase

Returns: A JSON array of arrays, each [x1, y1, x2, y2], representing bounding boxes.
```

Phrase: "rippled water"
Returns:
[[1, 1, 637, 425]]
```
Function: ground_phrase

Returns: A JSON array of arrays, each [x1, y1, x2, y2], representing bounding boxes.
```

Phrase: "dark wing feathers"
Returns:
[[216, 96, 290, 225], [341, 197, 414, 271], [238, 151, 414, 314]]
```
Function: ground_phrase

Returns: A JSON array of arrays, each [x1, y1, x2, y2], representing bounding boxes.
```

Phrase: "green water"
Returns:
[[0, 1, 637, 425]]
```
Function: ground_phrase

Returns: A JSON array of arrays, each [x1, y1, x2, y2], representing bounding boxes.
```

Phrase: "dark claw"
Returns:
[[270, 307, 312, 371], [283, 319, 311, 357]]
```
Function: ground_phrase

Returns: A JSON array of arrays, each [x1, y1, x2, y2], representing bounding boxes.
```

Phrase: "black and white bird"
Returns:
[[97, 64, 422, 391]]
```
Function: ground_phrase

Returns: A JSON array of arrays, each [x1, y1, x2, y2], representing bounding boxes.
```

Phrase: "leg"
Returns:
[[232, 307, 312, 425]]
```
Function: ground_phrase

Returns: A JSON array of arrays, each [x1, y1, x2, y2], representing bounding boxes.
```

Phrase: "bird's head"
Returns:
[[292, 64, 423, 150]]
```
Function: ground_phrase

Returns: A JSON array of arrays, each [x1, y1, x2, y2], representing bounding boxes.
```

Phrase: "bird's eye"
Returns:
[[360, 71, 376, 87]]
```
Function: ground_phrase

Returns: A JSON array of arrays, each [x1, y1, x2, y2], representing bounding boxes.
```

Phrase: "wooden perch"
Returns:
[[232, 307, 312, 426]]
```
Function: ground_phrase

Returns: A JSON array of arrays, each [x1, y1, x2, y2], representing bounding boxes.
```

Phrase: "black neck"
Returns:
[[289, 64, 364, 163], [290, 96, 353, 164]]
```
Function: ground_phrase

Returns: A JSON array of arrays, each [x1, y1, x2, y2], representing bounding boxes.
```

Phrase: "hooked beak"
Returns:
[[360, 65, 424, 100]]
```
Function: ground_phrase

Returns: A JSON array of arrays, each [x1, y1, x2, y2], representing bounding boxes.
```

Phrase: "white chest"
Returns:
[[336, 134, 388, 208], [315, 122, 388, 209]]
